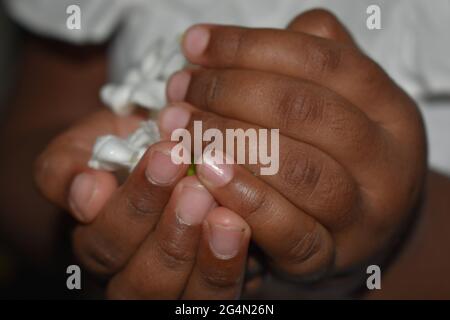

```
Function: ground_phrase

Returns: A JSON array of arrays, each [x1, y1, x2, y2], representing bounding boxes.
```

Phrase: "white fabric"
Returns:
[[5, 0, 450, 173], [100, 37, 186, 115], [4, 0, 126, 43]]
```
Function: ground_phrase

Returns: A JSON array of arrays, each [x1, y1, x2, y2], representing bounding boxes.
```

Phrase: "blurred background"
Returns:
[[0, 4, 16, 105], [0, 4, 83, 299]]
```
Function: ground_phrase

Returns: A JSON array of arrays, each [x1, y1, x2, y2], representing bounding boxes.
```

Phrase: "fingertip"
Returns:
[[34, 146, 86, 207], [196, 150, 235, 188], [287, 9, 356, 45], [182, 24, 211, 61], [69, 170, 118, 223], [205, 207, 250, 260], [157, 103, 192, 139], [166, 70, 191, 102], [143, 140, 189, 186], [171, 175, 215, 226]]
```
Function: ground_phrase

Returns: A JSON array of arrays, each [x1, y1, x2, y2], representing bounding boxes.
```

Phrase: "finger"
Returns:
[[167, 68, 385, 170], [68, 170, 118, 223], [160, 104, 359, 230], [195, 151, 334, 277], [72, 141, 189, 277], [160, 106, 360, 275], [287, 9, 356, 46], [34, 110, 143, 218], [162, 106, 401, 270], [178, 24, 404, 123], [107, 176, 215, 299], [196, 156, 376, 273], [182, 207, 251, 300]]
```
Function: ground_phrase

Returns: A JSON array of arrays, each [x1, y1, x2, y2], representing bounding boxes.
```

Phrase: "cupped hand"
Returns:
[[34, 110, 251, 299], [160, 10, 427, 283]]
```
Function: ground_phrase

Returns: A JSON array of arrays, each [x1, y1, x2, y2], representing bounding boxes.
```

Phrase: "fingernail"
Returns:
[[69, 173, 97, 222], [197, 152, 234, 187], [176, 185, 214, 226], [146, 150, 181, 185], [167, 71, 191, 102], [159, 106, 191, 137], [208, 223, 244, 260], [183, 25, 210, 57]]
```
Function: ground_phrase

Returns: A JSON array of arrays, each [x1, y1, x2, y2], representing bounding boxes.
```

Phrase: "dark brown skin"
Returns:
[[1, 39, 251, 299], [366, 170, 450, 299], [165, 10, 427, 279], [1, 10, 449, 298]]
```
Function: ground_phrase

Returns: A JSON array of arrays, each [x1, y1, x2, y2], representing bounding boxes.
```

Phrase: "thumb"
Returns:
[[287, 9, 357, 47]]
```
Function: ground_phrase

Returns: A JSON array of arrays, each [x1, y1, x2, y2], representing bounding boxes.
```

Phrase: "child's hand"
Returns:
[[160, 10, 427, 281], [34, 110, 251, 299]]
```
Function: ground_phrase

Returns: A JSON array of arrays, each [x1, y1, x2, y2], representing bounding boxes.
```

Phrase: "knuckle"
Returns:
[[309, 166, 358, 229], [351, 122, 379, 160], [280, 146, 357, 229], [277, 87, 325, 131], [324, 98, 382, 164], [203, 71, 222, 110], [343, 117, 381, 164], [232, 181, 269, 222], [126, 191, 161, 217], [331, 104, 371, 150], [226, 28, 248, 65], [155, 236, 195, 270], [354, 53, 387, 93], [199, 268, 241, 290], [188, 70, 222, 110], [284, 222, 322, 266], [305, 41, 342, 76], [311, 9, 343, 39], [126, 195, 161, 216], [280, 149, 323, 197], [326, 100, 357, 134]]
